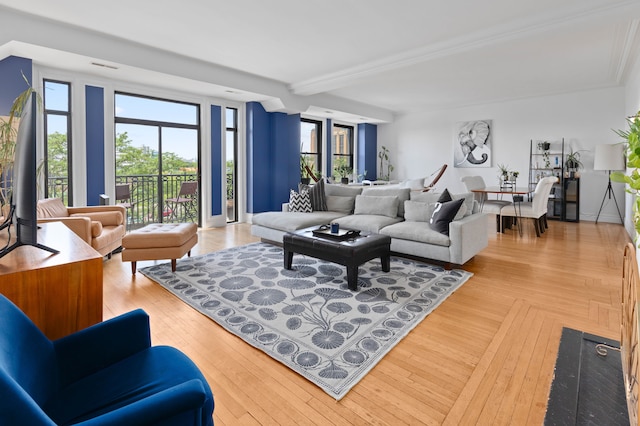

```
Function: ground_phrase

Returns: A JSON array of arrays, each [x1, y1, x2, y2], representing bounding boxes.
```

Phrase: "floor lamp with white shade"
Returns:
[[594, 143, 625, 224]]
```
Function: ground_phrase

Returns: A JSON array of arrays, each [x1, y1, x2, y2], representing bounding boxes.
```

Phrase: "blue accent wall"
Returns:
[[325, 119, 332, 178], [358, 123, 377, 181], [211, 105, 222, 216], [85, 86, 105, 205], [246, 102, 300, 213], [0, 56, 32, 115]]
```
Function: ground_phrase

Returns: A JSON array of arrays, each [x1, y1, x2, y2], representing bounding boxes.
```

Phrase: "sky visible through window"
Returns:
[[115, 94, 198, 162]]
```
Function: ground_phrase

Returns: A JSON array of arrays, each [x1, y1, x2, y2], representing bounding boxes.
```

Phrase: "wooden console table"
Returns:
[[0, 221, 103, 340]]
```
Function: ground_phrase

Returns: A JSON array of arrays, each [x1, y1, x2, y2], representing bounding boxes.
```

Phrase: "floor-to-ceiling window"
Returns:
[[43, 80, 72, 205], [332, 123, 353, 182], [301, 118, 322, 181], [226, 107, 238, 223], [114, 93, 200, 228]]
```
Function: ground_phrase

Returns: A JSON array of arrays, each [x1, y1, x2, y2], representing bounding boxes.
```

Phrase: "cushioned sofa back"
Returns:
[[324, 184, 363, 214], [37, 198, 69, 218], [362, 187, 411, 217]]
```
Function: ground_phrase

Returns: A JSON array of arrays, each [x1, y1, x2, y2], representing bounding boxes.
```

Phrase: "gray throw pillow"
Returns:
[[404, 200, 432, 222], [354, 195, 399, 218], [326, 195, 355, 214]]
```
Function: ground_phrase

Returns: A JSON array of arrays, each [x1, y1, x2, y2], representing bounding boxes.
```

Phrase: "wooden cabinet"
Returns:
[[0, 221, 103, 340]]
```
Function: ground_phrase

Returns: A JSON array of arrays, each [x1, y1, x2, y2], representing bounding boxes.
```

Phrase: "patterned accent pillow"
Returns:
[[289, 189, 312, 212], [299, 179, 328, 211], [430, 198, 464, 235]]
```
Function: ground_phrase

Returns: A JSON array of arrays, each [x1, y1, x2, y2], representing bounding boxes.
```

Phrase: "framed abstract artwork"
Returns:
[[454, 119, 492, 168]]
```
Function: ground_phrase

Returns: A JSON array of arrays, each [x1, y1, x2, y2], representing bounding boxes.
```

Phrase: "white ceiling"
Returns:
[[1, 0, 640, 122]]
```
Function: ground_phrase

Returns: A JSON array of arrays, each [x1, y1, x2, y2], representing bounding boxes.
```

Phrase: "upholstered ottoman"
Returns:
[[121, 223, 198, 274]]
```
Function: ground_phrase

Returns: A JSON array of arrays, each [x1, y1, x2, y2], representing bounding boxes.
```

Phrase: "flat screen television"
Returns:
[[0, 91, 57, 258]]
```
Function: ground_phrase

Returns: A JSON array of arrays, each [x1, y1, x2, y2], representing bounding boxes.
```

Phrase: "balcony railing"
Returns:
[[47, 172, 237, 228], [48, 174, 200, 231]]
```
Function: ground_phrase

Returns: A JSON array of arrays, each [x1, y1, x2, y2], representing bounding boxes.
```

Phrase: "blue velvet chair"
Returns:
[[0, 294, 214, 425]]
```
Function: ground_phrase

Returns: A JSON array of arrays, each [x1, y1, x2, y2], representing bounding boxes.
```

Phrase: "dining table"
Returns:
[[470, 186, 532, 236]]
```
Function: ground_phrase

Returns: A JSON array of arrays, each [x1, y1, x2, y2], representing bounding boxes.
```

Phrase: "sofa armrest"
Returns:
[[71, 211, 123, 226], [53, 309, 151, 386], [74, 380, 209, 426], [68, 205, 127, 225], [37, 216, 92, 244], [448, 212, 489, 265]]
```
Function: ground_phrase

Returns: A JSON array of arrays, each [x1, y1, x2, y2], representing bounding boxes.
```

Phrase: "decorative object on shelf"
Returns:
[[497, 163, 518, 189], [454, 120, 492, 168], [564, 149, 586, 178], [377, 145, 394, 180], [593, 143, 625, 224], [537, 141, 551, 168]]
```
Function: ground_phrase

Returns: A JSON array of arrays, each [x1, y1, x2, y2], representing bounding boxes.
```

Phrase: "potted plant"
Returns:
[[565, 149, 584, 178], [378, 146, 394, 181], [300, 154, 312, 184], [612, 112, 640, 236], [332, 156, 352, 184], [0, 79, 39, 218]]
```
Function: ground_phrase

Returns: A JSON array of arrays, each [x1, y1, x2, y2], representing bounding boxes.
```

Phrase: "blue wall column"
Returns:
[[85, 86, 105, 205], [210, 105, 222, 216], [246, 102, 300, 213], [358, 123, 377, 181], [325, 119, 332, 179], [0, 56, 32, 115]]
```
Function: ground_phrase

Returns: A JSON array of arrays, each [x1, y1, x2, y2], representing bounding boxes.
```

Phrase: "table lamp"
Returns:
[[593, 143, 625, 224]]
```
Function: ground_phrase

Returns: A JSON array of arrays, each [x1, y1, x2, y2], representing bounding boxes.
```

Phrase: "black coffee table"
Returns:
[[283, 227, 391, 291]]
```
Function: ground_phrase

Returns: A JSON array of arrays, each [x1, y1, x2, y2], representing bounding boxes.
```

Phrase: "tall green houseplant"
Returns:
[[0, 79, 39, 215], [612, 112, 640, 237]]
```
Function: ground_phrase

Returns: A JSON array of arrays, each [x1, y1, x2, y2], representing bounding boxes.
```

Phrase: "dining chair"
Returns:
[[500, 176, 558, 237], [115, 183, 134, 230], [165, 181, 198, 223], [461, 176, 512, 232]]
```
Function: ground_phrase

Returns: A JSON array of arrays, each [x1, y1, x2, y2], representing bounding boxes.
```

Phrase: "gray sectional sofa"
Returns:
[[251, 183, 488, 267]]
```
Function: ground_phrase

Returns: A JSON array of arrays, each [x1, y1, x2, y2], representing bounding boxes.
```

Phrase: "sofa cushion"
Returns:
[[299, 179, 327, 211], [37, 198, 70, 218], [326, 195, 355, 214], [334, 214, 403, 234], [430, 198, 465, 235], [380, 221, 451, 247], [289, 189, 312, 213], [410, 191, 440, 204], [362, 187, 411, 217], [354, 195, 399, 218], [451, 192, 475, 216], [325, 183, 363, 197], [437, 188, 453, 203], [252, 211, 346, 233], [404, 200, 467, 223], [404, 200, 434, 222]]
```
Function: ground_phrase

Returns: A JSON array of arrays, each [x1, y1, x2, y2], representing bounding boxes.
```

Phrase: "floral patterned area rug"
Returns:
[[139, 242, 473, 400]]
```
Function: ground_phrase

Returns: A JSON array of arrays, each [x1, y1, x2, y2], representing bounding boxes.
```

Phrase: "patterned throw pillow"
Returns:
[[289, 189, 312, 212], [299, 179, 328, 211], [430, 198, 464, 235]]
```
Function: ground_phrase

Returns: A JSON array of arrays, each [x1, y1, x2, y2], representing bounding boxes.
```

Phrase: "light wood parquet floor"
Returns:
[[102, 216, 630, 425]]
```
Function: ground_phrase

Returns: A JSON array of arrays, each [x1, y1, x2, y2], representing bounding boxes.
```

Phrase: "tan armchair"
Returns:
[[37, 198, 126, 257]]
